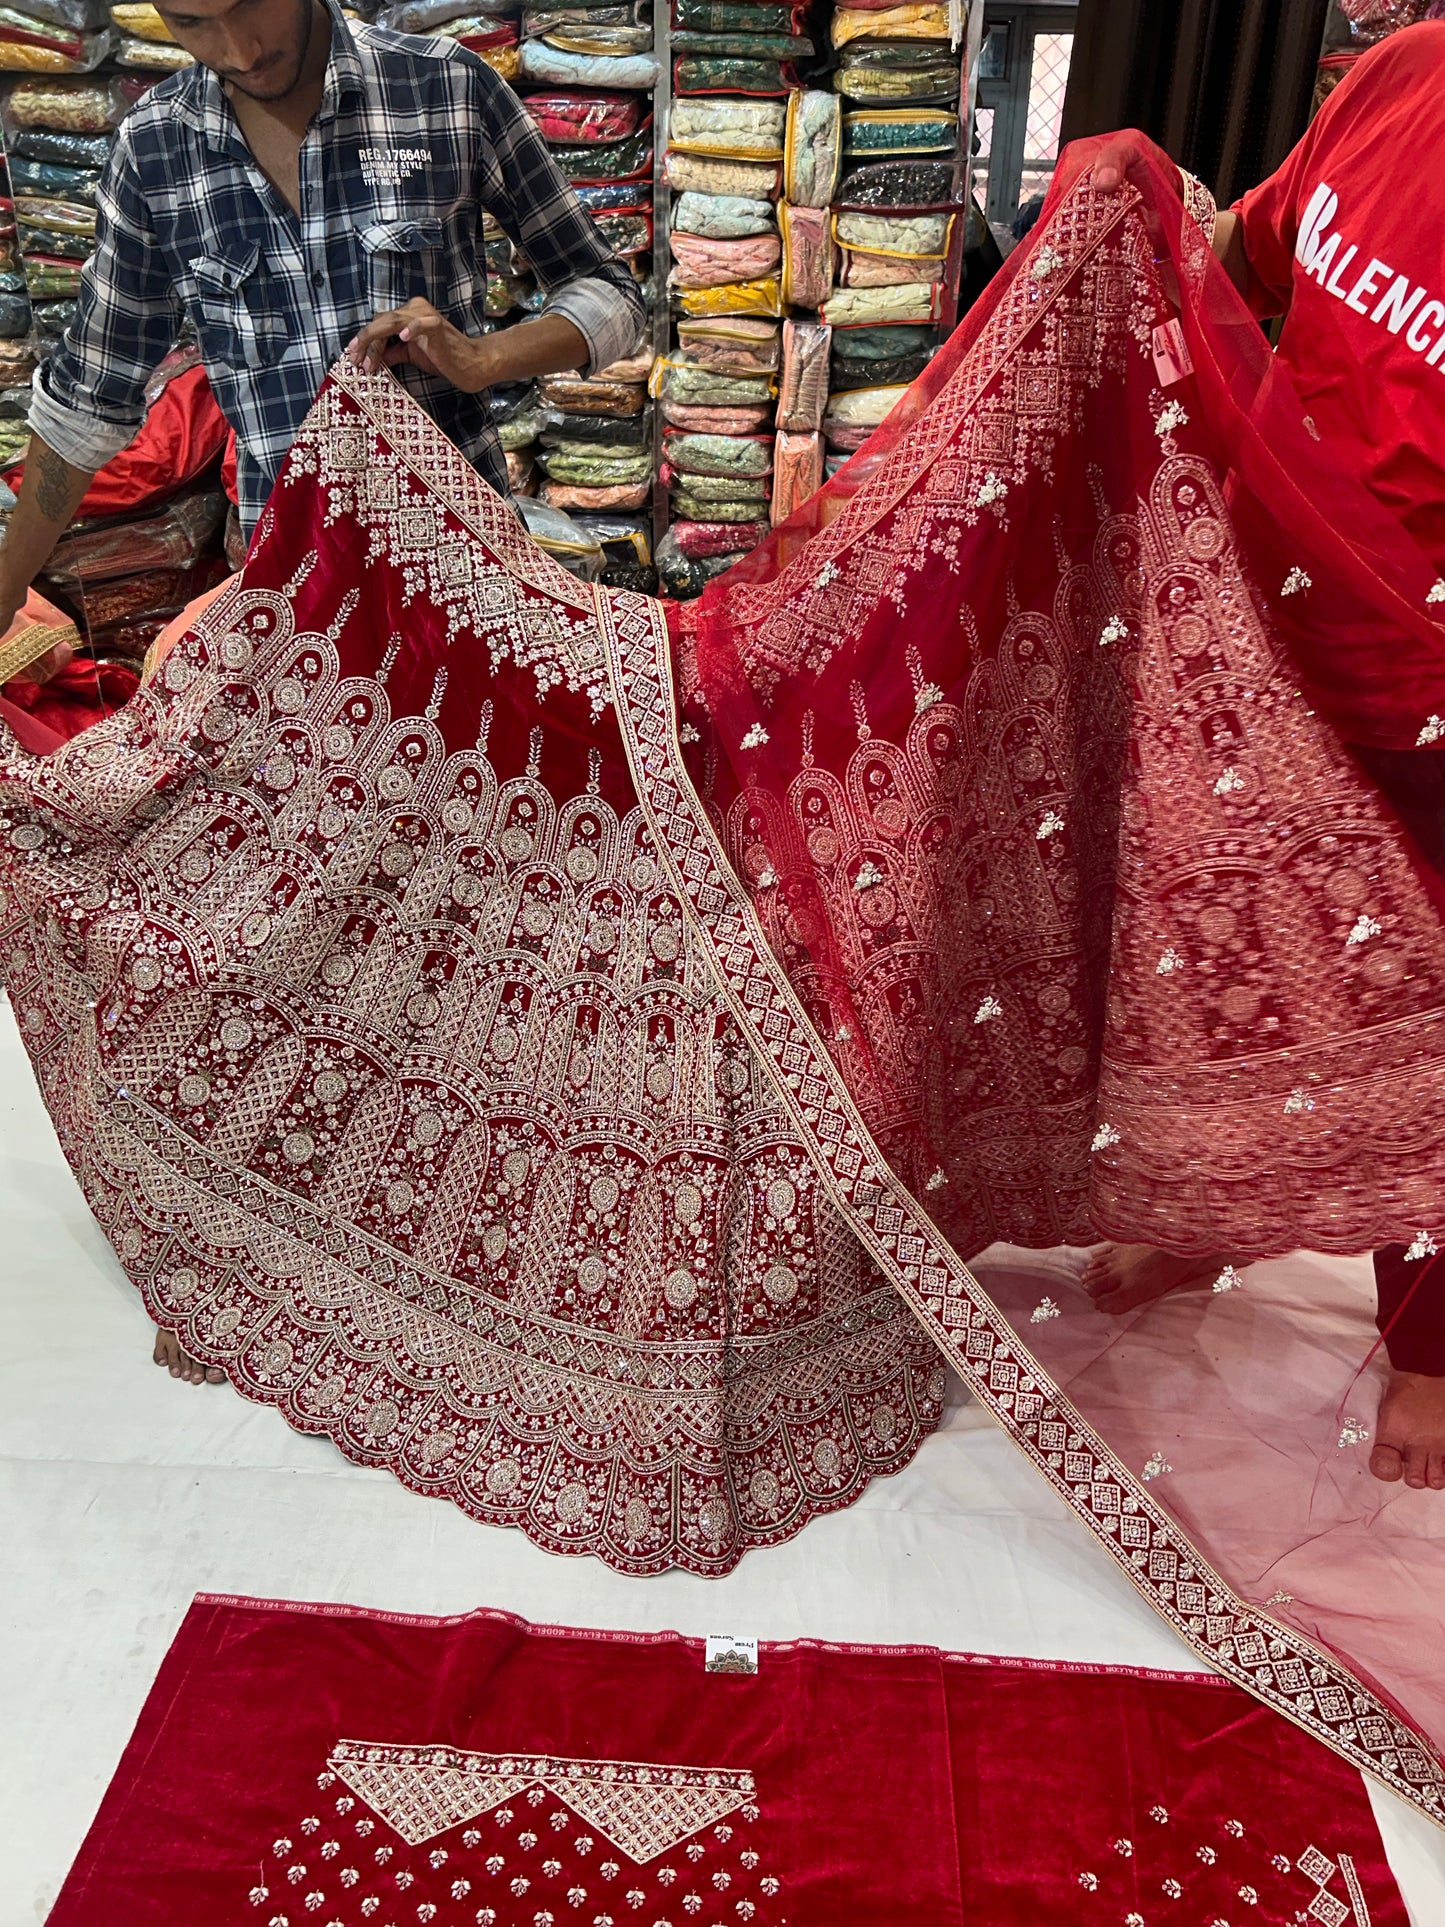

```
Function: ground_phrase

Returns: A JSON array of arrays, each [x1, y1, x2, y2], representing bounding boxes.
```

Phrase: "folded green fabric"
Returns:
[[671, 470, 769, 504], [671, 490, 766, 522], [675, 55, 787, 92], [674, 0, 796, 28], [539, 445, 655, 485]]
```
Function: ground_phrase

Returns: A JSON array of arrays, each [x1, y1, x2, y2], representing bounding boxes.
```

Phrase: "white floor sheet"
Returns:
[[3, 996, 1443, 1925]]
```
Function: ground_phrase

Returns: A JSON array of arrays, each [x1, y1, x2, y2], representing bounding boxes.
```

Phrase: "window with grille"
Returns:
[[974, 3, 1078, 232]]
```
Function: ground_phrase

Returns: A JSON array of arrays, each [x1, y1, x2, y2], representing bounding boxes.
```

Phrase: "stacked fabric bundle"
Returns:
[[655, 2, 967, 591], [379, 0, 520, 79], [108, 2, 193, 73], [1, 71, 145, 341], [485, 0, 658, 578], [656, 91, 790, 593], [0, 147, 29, 470]]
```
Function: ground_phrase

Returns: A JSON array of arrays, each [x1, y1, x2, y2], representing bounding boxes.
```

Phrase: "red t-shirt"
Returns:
[[1234, 23, 1445, 570]]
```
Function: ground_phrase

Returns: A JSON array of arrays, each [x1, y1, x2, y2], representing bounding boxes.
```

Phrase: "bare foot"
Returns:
[[152, 1327, 225, 1385], [1081, 1244, 1232, 1316], [1370, 1370, 1445, 1490]]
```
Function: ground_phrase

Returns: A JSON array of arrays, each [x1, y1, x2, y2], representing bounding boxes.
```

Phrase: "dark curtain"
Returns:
[[1059, 0, 1331, 204]]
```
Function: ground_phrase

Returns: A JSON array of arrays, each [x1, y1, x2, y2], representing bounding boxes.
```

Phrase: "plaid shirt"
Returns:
[[32, 2, 645, 532]]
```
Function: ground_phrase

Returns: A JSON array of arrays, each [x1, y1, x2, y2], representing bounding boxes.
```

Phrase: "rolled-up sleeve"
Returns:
[[469, 55, 646, 374], [29, 126, 182, 470]]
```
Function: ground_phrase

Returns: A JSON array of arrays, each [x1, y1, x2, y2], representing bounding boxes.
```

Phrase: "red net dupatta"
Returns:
[[671, 140, 1445, 1814], [45, 1595, 1410, 1927]]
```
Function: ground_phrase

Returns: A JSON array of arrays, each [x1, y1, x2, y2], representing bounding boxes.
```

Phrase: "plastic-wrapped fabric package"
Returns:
[[10, 122, 109, 164], [831, 1, 950, 40], [829, 339, 933, 386], [382, 0, 517, 29], [668, 227, 780, 289], [536, 442, 653, 485], [593, 349, 653, 383], [841, 107, 958, 156], [656, 535, 735, 596], [663, 430, 772, 477], [674, 56, 788, 96], [575, 178, 653, 211], [5, 72, 131, 123], [513, 496, 606, 580], [836, 52, 962, 103], [839, 247, 943, 286], [778, 201, 833, 308], [541, 408, 650, 447], [29, 293, 75, 339], [0, 337, 37, 383], [573, 511, 651, 566], [516, 38, 658, 85], [0, 27, 113, 70], [665, 517, 766, 558], [675, 314, 780, 372], [523, 5, 641, 35], [653, 355, 776, 407], [7, 153, 100, 199], [771, 427, 823, 523], [782, 87, 840, 206], [114, 31, 190, 66], [539, 476, 651, 511], [14, 193, 94, 234], [660, 397, 774, 434], [668, 467, 768, 505], [41, 488, 228, 589], [538, 21, 654, 54], [2, 0, 105, 26], [108, 2, 174, 38], [821, 379, 907, 447], [671, 190, 775, 238], [834, 208, 951, 256], [591, 208, 651, 254], [775, 316, 831, 431], [663, 149, 779, 197], [504, 446, 537, 494], [0, 290, 28, 334], [0, 7, 102, 51], [668, 97, 786, 156], [835, 157, 954, 206], [670, 29, 811, 56], [537, 372, 647, 414], [22, 254, 84, 296], [521, 88, 640, 140], [821, 279, 941, 324], [676, 275, 781, 317], [674, 0, 797, 27], [670, 487, 765, 522], [549, 123, 652, 180], [491, 386, 555, 449], [464, 35, 521, 76]]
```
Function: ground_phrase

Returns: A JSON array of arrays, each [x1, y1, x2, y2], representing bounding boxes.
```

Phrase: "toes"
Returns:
[[1403, 1444, 1431, 1489], [153, 1328, 178, 1370], [1429, 1454, 1445, 1492], [205, 1365, 225, 1385], [1370, 1443, 1405, 1482]]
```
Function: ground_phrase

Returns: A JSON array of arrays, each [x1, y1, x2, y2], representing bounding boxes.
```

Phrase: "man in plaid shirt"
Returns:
[[0, 0, 643, 1384], [0, 0, 645, 653]]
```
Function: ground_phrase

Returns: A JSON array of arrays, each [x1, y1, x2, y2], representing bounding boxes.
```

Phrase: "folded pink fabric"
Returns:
[[840, 249, 945, 286], [771, 428, 824, 523], [661, 399, 776, 434], [780, 202, 835, 309], [668, 228, 783, 290], [776, 317, 832, 432], [540, 479, 652, 511]]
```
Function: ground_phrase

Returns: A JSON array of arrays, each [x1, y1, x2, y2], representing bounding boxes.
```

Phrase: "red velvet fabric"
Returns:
[[0, 656, 138, 753], [46, 1596, 1408, 1927]]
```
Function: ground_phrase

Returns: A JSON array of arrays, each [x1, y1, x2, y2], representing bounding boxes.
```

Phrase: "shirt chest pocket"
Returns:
[[359, 215, 464, 315], [192, 239, 289, 372]]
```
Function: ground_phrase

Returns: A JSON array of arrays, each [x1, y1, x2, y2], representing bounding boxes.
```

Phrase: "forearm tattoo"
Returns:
[[32, 443, 79, 523]]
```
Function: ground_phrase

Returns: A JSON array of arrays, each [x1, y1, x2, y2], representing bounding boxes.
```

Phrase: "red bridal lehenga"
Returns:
[[6, 142, 1445, 1817]]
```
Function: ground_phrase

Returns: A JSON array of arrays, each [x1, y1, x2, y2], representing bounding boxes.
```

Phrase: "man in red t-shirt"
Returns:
[[1083, 23, 1445, 1493]]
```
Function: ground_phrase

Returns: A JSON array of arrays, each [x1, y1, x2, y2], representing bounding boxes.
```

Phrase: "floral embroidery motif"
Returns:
[[1035, 808, 1065, 839], [1155, 399, 1189, 438], [1031, 243, 1064, 281], [1099, 615, 1129, 647], [1212, 1266, 1243, 1295], [1030, 1298, 1061, 1324], [974, 996, 1003, 1024], [1155, 949, 1183, 975], [740, 724, 769, 750], [1406, 1231, 1439, 1261], [1078, 1872, 1099, 1890], [1213, 767, 1245, 797], [1417, 714, 1445, 746], [1427, 580, 1445, 605], [1280, 568, 1312, 597], [1162, 1878, 1182, 1897], [1283, 1088, 1317, 1116], [1346, 914, 1382, 946], [1113, 1839, 1134, 1857], [1148, 1807, 1169, 1824], [1092, 1124, 1120, 1152], [1337, 1418, 1370, 1449], [1142, 1453, 1172, 1481], [975, 471, 1009, 510]]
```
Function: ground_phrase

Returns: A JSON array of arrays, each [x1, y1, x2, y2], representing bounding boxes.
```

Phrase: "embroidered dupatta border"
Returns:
[[596, 583, 1445, 1827], [301, 361, 1445, 1822]]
